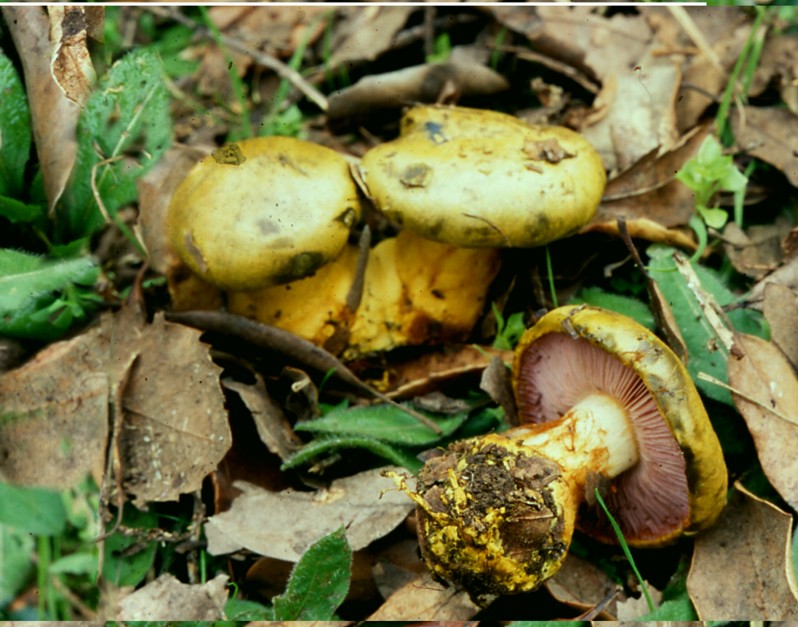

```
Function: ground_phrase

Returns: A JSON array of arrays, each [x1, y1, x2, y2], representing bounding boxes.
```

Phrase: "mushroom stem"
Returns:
[[405, 393, 642, 604], [507, 392, 640, 486]]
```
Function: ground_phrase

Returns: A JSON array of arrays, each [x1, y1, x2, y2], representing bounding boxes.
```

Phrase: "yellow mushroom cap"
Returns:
[[167, 136, 361, 291], [512, 305, 728, 546], [359, 105, 606, 248]]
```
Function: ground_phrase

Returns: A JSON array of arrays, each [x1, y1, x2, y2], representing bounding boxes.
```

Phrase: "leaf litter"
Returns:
[[2, 4, 798, 622]]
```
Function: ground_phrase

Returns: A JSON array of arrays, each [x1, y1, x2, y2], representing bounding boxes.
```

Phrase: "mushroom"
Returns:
[[167, 136, 361, 291], [359, 105, 606, 248], [398, 305, 728, 603]]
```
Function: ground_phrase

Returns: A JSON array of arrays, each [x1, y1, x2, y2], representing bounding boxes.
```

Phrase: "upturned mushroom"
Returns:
[[397, 305, 727, 603], [167, 136, 361, 291], [359, 105, 606, 248]]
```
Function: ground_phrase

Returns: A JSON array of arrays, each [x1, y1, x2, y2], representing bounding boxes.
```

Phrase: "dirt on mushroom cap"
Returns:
[[167, 136, 362, 291], [512, 305, 728, 545], [359, 105, 607, 248]]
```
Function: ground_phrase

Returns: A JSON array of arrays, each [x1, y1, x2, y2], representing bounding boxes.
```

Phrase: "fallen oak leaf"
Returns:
[[687, 482, 798, 620], [0, 304, 231, 508]]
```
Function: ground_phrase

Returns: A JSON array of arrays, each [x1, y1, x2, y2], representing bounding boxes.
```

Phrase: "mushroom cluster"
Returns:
[[167, 105, 607, 358], [399, 305, 728, 603]]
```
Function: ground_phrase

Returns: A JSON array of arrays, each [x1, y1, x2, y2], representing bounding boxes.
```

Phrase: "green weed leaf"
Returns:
[[647, 245, 767, 405], [492, 303, 526, 349], [57, 49, 171, 243], [0, 249, 100, 340], [0, 524, 35, 607], [295, 403, 466, 447], [281, 435, 423, 473], [102, 507, 158, 587], [0, 50, 32, 199], [0, 483, 66, 535], [270, 526, 352, 621], [571, 287, 655, 330]]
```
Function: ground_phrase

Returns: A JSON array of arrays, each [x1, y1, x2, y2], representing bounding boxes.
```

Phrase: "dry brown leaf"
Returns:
[[584, 218, 696, 251], [763, 283, 798, 371], [3, 6, 80, 212], [615, 582, 663, 620], [733, 106, 798, 188], [593, 124, 712, 229], [491, 6, 651, 83], [582, 44, 682, 172], [727, 333, 798, 511], [222, 374, 303, 462], [210, 5, 328, 58], [674, 8, 752, 132], [749, 33, 798, 115], [367, 572, 478, 621], [722, 219, 791, 280], [204, 468, 414, 561], [687, 483, 798, 620], [114, 309, 231, 507], [745, 254, 798, 309], [115, 573, 228, 621], [385, 344, 512, 400], [0, 328, 109, 488], [329, 6, 415, 67], [48, 6, 98, 106]]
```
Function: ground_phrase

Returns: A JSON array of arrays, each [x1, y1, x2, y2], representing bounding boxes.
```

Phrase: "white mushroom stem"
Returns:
[[506, 392, 640, 490]]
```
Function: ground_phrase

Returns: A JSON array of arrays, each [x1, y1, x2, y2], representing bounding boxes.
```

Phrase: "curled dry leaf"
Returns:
[[687, 483, 798, 620], [116, 573, 228, 621], [3, 6, 80, 211], [48, 6, 98, 106], [727, 333, 798, 511], [204, 467, 414, 562]]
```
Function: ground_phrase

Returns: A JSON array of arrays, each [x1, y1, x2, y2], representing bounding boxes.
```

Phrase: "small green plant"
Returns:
[[0, 43, 171, 341], [282, 399, 505, 473], [491, 303, 526, 350], [426, 32, 452, 64], [226, 527, 353, 621], [674, 135, 747, 260]]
